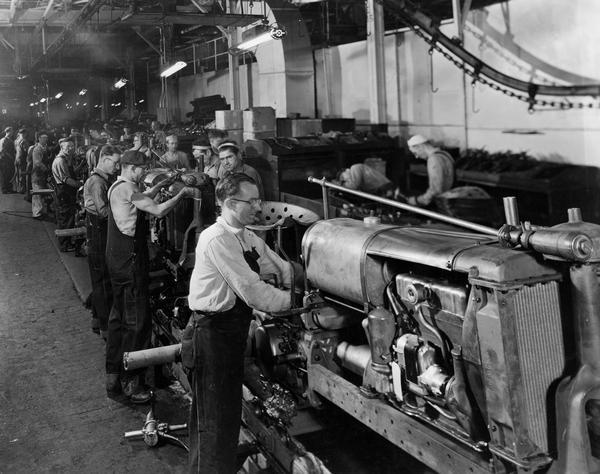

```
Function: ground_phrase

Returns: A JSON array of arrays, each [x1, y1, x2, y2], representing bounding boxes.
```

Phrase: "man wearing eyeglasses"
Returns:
[[216, 140, 264, 198], [105, 150, 195, 403], [83, 145, 121, 340], [185, 173, 296, 473]]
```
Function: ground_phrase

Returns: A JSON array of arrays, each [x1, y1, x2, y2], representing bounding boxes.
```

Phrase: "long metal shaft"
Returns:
[[308, 177, 498, 236]]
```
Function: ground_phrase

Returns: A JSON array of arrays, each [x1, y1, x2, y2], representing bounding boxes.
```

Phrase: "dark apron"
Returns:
[[55, 168, 78, 248], [105, 180, 150, 375], [187, 245, 260, 474], [86, 172, 112, 333]]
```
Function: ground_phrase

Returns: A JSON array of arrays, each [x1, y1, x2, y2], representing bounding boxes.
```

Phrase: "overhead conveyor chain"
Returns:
[[385, 0, 600, 98]]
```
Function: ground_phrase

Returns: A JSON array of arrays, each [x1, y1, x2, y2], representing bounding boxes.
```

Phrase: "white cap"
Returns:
[[407, 134, 429, 147]]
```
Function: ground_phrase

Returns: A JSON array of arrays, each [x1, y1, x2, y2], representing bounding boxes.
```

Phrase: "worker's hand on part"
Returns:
[[181, 186, 196, 197], [407, 196, 418, 206], [157, 173, 179, 189], [393, 187, 407, 203]]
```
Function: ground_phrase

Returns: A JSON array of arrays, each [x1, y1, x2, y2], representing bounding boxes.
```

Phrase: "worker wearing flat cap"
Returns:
[[105, 150, 195, 403], [405, 134, 454, 208], [216, 140, 264, 198]]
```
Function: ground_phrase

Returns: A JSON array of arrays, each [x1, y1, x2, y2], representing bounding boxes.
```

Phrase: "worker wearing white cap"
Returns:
[[405, 134, 454, 207]]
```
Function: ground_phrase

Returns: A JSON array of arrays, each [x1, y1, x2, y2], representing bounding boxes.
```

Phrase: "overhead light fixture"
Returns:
[[40, 97, 46, 103], [138, 99, 145, 103], [160, 61, 187, 78], [229, 24, 286, 54], [55, 92, 63, 99], [29, 102, 34, 107], [114, 78, 128, 89], [79, 89, 87, 96]]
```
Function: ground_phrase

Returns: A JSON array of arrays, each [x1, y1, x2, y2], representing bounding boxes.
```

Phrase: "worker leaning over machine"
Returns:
[[105, 150, 195, 403], [184, 173, 298, 473], [402, 134, 454, 207], [52, 138, 83, 252], [336, 162, 394, 196], [160, 134, 191, 170], [216, 140, 264, 198], [83, 144, 121, 340]]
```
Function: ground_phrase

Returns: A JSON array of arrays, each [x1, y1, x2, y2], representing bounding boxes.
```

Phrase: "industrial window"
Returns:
[[178, 36, 256, 76]]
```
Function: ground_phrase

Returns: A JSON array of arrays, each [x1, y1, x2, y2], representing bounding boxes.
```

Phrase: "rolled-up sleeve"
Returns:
[[206, 236, 291, 312]]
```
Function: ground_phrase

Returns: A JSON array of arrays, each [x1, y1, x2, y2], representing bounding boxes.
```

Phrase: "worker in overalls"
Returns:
[[105, 150, 194, 403], [184, 173, 297, 473], [83, 144, 121, 339]]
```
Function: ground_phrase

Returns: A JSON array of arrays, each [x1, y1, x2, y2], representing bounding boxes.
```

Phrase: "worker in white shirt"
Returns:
[[184, 172, 296, 473]]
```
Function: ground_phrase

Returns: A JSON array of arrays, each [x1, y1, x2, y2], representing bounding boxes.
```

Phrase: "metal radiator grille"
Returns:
[[513, 281, 565, 452]]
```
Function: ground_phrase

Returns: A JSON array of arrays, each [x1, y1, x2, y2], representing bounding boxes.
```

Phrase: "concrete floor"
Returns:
[[0, 193, 188, 474]]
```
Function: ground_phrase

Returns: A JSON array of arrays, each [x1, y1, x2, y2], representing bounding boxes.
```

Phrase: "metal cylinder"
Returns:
[[568, 208, 583, 223], [527, 230, 592, 261], [302, 218, 395, 304], [336, 342, 371, 376], [503, 196, 520, 226], [123, 343, 182, 371], [367, 307, 396, 373]]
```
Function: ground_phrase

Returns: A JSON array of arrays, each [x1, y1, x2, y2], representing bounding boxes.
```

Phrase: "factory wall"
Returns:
[[147, 63, 257, 125], [314, 0, 600, 167]]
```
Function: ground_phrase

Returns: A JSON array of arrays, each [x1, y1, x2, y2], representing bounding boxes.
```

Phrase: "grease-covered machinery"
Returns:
[[125, 175, 600, 473], [252, 183, 600, 473]]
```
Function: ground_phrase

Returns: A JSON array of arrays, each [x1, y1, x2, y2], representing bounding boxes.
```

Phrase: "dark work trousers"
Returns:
[[0, 158, 12, 193], [188, 246, 259, 474], [55, 184, 77, 249], [86, 213, 112, 334], [188, 303, 253, 474], [105, 186, 150, 377]]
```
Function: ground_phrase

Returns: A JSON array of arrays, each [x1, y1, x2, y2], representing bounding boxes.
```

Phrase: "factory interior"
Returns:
[[0, 0, 599, 473]]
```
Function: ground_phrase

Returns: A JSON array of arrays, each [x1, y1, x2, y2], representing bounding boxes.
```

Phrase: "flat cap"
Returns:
[[4, 126, 13, 134], [217, 140, 240, 153], [407, 134, 429, 147], [192, 135, 211, 148], [121, 149, 147, 166]]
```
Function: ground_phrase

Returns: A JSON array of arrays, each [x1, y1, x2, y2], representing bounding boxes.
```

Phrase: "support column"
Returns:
[[228, 28, 241, 110], [452, 0, 470, 149], [100, 77, 109, 121], [366, 0, 387, 124]]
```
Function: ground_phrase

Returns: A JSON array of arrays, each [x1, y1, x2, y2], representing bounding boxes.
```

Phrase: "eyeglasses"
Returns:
[[229, 198, 262, 207]]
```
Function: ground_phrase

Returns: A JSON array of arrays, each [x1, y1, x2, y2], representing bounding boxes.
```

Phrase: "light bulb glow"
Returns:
[[159, 61, 187, 78]]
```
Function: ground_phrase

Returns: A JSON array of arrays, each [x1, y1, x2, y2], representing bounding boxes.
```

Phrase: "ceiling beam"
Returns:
[[26, 0, 106, 73]]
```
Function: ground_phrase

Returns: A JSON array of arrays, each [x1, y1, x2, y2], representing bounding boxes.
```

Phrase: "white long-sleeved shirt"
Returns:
[[416, 150, 455, 206], [188, 216, 292, 313]]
